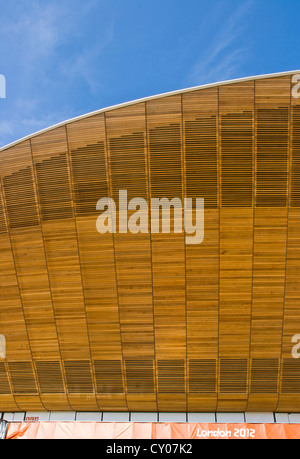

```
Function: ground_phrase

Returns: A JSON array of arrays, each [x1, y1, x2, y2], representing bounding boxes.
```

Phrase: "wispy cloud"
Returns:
[[0, 0, 259, 148], [187, 0, 254, 85], [3, 1, 66, 68], [0, 0, 114, 147], [60, 21, 115, 94], [0, 121, 14, 137]]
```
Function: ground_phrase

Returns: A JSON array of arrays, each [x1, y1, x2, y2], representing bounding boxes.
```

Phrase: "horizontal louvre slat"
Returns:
[[256, 107, 289, 207], [0, 189, 7, 234], [0, 362, 11, 395], [70, 142, 108, 216], [220, 359, 248, 394], [3, 168, 39, 229], [221, 111, 253, 207], [109, 133, 147, 205], [64, 361, 94, 394], [35, 361, 65, 394], [157, 360, 185, 394], [185, 116, 218, 207], [35, 154, 73, 221], [8, 361, 38, 394], [149, 124, 182, 199], [291, 105, 300, 207], [93, 360, 124, 394], [125, 360, 155, 394], [189, 360, 217, 394], [250, 359, 279, 394], [281, 359, 300, 394]]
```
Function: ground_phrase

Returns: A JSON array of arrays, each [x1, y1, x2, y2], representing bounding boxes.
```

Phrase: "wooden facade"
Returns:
[[0, 72, 300, 412]]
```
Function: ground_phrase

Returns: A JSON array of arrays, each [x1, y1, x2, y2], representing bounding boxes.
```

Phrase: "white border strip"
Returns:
[[1, 70, 299, 152]]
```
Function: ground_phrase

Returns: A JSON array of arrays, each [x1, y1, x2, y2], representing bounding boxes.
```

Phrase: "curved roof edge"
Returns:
[[1, 69, 299, 152]]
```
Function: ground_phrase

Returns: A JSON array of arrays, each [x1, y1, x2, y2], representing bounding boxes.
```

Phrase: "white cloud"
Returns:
[[3, 1, 65, 65], [0, 0, 113, 147], [0, 121, 14, 137], [187, 0, 254, 85], [60, 21, 115, 94]]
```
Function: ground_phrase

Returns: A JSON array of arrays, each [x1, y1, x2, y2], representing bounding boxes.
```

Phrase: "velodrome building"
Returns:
[[1, 71, 300, 437]]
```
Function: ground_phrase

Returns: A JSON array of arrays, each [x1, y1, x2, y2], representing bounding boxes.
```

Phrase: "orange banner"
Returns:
[[5, 422, 300, 440]]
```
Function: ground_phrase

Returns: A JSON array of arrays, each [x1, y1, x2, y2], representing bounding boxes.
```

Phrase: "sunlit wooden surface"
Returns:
[[0, 74, 300, 412]]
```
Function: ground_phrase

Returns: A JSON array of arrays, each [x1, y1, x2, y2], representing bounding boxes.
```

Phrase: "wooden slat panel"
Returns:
[[256, 110, 288, 207], [219, 359, 248, 394], [35, 154, 73, 221], [218, 82, 254, 412], [93, 360, 124, 395], [3, 168, 39, 229], [31, 128, 99, 411], [146, 95, 186, 412], [247, 76, 290, 411], [182, 88, 219, 411], [281, 359, 300, 394], [290, 105, 300, 207], [64, 360, 94, 394], [157, 360, 185, 397], [106, 103, 156, 411], [66, 114, 127, 411], [8, 361, 38, 394], [0, 187, 7, 235], [0, 180, 28, 411], [0, 362, 11, 395], [0, 74, 299, 413], [35, 361, 65, 394], [221, 111, 253, 207], [0, 142, 57, 411], [188, 360, 217, 395], [125, 360, 155, 394], [278, 78, 300, 412], [0, 361, 17, 412], [250, 359, 279, 394]]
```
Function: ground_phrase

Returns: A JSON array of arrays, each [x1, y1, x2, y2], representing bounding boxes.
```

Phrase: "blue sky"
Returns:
[[0, 0, 299, 147]]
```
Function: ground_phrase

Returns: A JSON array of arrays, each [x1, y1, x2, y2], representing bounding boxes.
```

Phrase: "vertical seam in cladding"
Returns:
[[29, 138, 72, 409], [0, 186, 8, 233], [181, 93, 188, 410], [64, 125, 99, 409], [0, 177, 42, 410], [246, 80, 256, 411], [217, 85, 221, 409], [276, 76, 293, 410], [145, 101, 158, 410], [1, 361, 14, 398], [103, 113, 129, 412], [0, 182, 22, 410]]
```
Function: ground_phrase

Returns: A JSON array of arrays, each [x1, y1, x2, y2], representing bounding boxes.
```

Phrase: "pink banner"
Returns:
[[6, 422, 300, 440]]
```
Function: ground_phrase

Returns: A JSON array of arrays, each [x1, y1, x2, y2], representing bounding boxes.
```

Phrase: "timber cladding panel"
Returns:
[[0, 72, 300, 412]]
